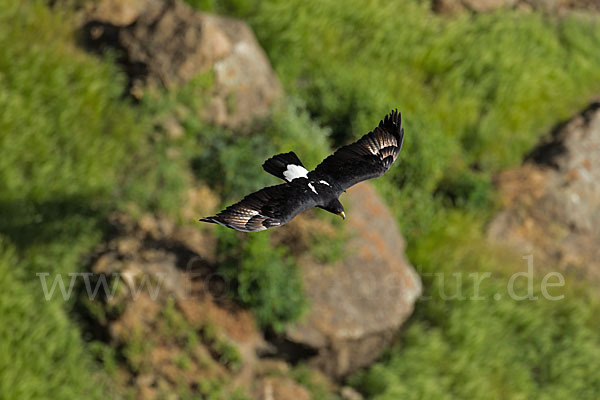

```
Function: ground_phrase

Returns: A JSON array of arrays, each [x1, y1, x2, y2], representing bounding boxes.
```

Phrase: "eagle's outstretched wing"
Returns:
[[201, 110, 404, 232], [312, 109, 404, 192], [200, 181, 319, 232]]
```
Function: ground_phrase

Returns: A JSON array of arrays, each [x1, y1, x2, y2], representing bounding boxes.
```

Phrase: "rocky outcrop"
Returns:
[[88, 187, 421, 389], [84, 0, 282, 129], [85, 210, 371, 398], [283, 182, 422, 378], [488, 103, 600, 284], [84, 210, 269, 398]]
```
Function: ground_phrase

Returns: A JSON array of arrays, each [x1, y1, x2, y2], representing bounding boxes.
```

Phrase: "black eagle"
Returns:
[[200, 109, 404, 232]]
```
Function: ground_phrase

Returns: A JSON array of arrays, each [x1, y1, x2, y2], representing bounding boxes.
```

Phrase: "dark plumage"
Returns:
[[200, 109, 405, 232]]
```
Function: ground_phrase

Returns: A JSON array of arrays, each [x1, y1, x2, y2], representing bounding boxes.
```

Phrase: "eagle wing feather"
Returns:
[[312, 109, 404, 192], [200, 182, 319, 232]]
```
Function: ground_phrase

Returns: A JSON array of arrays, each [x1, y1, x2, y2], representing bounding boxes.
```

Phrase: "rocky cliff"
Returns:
[[489, 102, 600, 284]]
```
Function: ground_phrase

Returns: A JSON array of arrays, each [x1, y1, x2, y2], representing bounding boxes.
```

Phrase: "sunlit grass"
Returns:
[[0, 239, 110, 399]]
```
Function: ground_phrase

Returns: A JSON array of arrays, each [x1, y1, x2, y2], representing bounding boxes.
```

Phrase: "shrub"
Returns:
[[216, 229, 307, 332]]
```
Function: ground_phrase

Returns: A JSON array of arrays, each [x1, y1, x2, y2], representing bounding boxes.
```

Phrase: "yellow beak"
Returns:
[[337, 211, 346, 220]]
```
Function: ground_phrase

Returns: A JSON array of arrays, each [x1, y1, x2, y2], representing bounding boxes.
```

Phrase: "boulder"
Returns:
[[84, 0, 282, 129], [488, 102, 600, 284], [284, 182, 422, 378]]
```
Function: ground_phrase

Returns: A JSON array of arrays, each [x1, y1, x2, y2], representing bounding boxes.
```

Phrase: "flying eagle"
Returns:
[[200, 109, 404, 232]]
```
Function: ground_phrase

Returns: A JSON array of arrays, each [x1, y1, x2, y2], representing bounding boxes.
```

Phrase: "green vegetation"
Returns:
[[4, 0, 600, 398], [193, 379, 252, 400], [0, 240, 109, 399], [292, 364, 342, 400], [188, 98, 331, 203], [0, 4, 140, 209], [161, 299, 244, 371], [185, 0, 259, 17], [200, 321, 244, 371], [0, 2, 141, 398], [216, 230, 307, 332], [350, 213, 600, 399]]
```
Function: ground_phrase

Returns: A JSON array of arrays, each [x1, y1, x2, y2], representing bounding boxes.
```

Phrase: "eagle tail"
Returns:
[[262, 152, 306, 181]]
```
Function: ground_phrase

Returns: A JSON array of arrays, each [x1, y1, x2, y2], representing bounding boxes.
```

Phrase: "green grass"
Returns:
[[0, 1, 188, 397], [292, 364, 342, 400], [0, 239, 110, 400], [0, 2, 144, 207], [184, 0, 259, 17]]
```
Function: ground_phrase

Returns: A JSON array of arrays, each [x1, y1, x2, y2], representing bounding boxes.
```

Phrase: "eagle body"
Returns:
[[201, 110, 404, 232]]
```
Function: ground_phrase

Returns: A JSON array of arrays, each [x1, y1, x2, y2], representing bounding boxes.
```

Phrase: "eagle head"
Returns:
[[324, 198, 345, 220]]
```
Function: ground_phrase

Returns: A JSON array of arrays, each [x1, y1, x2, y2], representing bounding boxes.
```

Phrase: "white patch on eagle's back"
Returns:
[[319, 180, 330, 186], [308, 183, 318, 194], [282, 164, 309, 182]]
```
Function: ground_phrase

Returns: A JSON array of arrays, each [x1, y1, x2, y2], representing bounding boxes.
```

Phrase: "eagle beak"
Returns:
[[337, 211, 346, 220]]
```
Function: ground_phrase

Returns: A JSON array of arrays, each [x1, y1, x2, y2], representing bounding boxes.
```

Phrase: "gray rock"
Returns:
[[488, 103, 600, 284], [285, 182, 422, 378], [84, 0, 281, 130]]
